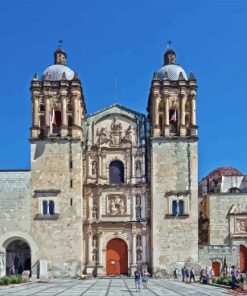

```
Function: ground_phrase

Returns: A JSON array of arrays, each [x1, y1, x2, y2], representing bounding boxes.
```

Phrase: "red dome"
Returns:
[[207, 167, 242, 181]]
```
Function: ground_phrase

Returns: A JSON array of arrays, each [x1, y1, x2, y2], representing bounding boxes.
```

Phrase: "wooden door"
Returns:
[[212, 261, 220, 276], [106, 238, 128, 275], [240, 245, 247, 273]]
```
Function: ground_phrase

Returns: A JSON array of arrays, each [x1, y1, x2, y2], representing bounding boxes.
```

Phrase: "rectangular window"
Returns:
[[70, 198, 73, 206], [70, 179, 73, 188], [69, 160, 73, 169]]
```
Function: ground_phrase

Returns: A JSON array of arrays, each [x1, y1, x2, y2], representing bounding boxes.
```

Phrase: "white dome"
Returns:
[[156, 64, 187, 81], [43, 64, 75, 81]]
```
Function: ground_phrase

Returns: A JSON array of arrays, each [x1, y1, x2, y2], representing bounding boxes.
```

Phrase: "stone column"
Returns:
[[191, 97, 196, 125], [132, 233, 137, 265], [73, 97, 77, 126], [154, 96, 159, 127], [88, 231, 92, 265], [44, 96, 50, 127], [141, 194, 145, 219], [33, 97, 39, 126], [165, 97, 169, 126], [132, 153, 135, 184], [180, 95, 185, 126], [98, 232, 103, 265], [164, 96, 170, 136], [88, 196, 93, 220], [132, 194, 136, 220], [142, 235, 147, 264]]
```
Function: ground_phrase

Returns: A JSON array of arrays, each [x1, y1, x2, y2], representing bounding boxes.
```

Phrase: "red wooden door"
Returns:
[[240, 245, 247, 273], [106, 239, 128, 275], [212, 262, 220, 276]]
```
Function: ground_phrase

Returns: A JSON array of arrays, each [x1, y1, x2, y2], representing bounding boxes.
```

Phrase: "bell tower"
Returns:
[[148, 47, 199, 275], [29, 48, 86, 276], [30, 48, 86, 140]]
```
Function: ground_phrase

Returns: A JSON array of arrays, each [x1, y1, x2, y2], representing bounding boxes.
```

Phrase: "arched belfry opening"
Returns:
[[109, 160, 124, 184], [5, 239, 31, 276]]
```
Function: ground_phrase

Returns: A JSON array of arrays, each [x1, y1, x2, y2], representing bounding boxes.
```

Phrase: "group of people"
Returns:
[[230, 266, 245, 290], [173, 267, 196, 282], [199, 267, 214, 284], [134, 268, 150, 292]]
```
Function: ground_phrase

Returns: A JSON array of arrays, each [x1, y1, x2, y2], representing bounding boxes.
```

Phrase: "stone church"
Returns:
[[0, 46, 245, 278]]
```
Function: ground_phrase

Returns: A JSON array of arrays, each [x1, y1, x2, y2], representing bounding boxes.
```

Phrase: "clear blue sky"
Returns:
[[0, 0, 246, 180]]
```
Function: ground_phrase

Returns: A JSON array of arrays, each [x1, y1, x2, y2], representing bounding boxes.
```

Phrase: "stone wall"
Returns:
[[208, 193, 247, 245], [151, 138, 198, 275], [0, 171, 31, 236], [30, 140, 83, 277]]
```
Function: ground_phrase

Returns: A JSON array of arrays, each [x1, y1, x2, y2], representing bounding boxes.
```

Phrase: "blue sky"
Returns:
[[0, 0, 246, 180]]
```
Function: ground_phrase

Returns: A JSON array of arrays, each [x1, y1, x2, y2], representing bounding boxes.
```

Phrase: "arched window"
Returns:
[[68, 115, 73, 127], [172, 200, 177, 216], [178, 200, 184, 215], [109, 160, 124, 184], [39, 104, 44, 112], [169, 109, 177, 134], [137, 235, 142, 247], [39, 115, 45, 128], [49, 200, 55, 215], [42, 201, 48, 215], [67, 103, 72, 112], [55, 111, 61, 127]]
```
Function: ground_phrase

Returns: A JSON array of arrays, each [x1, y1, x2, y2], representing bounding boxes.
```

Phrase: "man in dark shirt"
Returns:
[[134, 268, 141, 292]]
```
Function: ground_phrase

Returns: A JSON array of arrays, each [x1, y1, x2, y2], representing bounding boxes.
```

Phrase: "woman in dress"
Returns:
[[142, 269, 150, 289]]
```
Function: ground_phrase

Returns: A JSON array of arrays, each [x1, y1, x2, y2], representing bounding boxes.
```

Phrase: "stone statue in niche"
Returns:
[[124, 125, 136, 144], [136, 207, 141, 219], [136, 195, 141, 206], [135, 161, 142, 178], [137, 250, 142, 261], [92, 206, 98, 219], [110, 118, 122, 146], [111, 117, 122, 131], [97, 127, 109, 145], [137, 236, 142, 247], [92, 236, 97, 248], [108, 195, 126, 215], [92, 161, 97, 176]]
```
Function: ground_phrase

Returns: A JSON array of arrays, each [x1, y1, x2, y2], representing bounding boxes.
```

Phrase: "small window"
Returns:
[[69, 160, 73, 169], [55, 111, 61, 127], [43, 201, 48, 215], [67, 103, 72, 112], [178, 200, 184, 215], [172, 200, 177, 216], [70, 198, 73, 206], [49, 200, 55, 215], [39, 115, 45, 127], [70, 179, 73, 188]]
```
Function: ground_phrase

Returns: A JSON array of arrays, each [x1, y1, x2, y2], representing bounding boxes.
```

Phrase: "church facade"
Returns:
[[0, 47, 199, 277]]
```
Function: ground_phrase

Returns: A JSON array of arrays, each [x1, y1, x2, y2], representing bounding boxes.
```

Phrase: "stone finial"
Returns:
[[43, 73, 50, 80], [33, 73, 39, 80], [73, 72, 79, 80], [178, 71, 185, 80], [189, 71, 196, 81], [153, 72, 159, 80]]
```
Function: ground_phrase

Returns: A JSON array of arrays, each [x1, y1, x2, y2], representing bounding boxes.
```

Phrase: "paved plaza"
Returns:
[[0, 278, 230, 296]]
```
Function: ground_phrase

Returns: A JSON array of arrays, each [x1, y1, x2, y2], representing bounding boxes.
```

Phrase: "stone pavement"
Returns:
[[0, 278, 230, 296]]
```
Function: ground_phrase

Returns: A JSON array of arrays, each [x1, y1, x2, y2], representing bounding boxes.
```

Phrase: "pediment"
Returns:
[[229, 202, 247, 215]]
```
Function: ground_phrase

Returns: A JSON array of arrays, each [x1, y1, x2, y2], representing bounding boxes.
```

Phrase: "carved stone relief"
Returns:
[[235, 218, 247, 234], [91, 161, 97, 176], [229, 203, 247, 214], [107, 195, 126, 215], [96, 117, 136, 147], [135, 161, 142, 177]]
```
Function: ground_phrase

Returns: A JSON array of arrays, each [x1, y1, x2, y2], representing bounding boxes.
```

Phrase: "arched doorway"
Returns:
[[212, 261, 220, 277], [5, 239, 31, 275], [106, 238, 128, 275], [240, 245, 247, 273]]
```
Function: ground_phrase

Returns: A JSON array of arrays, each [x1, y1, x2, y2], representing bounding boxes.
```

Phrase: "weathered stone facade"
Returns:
[[0, 46, 202, 277]]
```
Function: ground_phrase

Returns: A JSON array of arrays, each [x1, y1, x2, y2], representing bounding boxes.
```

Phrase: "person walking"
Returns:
[[134, 267, 142, 292], [181, 266, 186, 282], [190, 267, 195, 282], [231, 266, 237, 290], [142, 269, 150, 289], [173, 268, 178, 279], [185, 267, 190, 283]]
